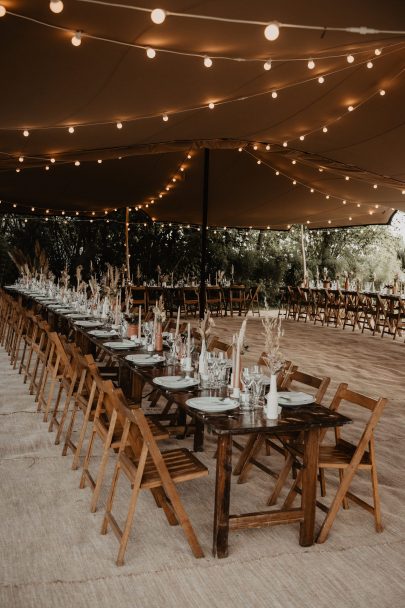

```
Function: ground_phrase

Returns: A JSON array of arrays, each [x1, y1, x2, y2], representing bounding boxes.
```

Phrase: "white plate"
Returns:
[[54, 308, 75, 314], [186, 397, 238, 412], [126, 354, 165, 365], [74, 320, 103, 328], [88, 329, 118, 338], [103, 340, 137, 349], [153, 376, 198, 389], [277, 391, 314, 406], [65, 313, 91, 319]]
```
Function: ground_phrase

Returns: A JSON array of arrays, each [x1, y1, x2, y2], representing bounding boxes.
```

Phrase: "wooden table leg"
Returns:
[[213, 434, 232, 558], [299, 426, 320, 546], [193, 418, 205, 452]]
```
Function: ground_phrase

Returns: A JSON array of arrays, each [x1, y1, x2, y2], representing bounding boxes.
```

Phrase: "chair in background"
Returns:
[[183, 287, 199, 317], [205, 286, 223, 316], [101, 389, 208, 564]]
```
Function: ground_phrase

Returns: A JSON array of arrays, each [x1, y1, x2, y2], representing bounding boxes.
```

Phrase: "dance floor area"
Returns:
[[1, 318, 405, 608]]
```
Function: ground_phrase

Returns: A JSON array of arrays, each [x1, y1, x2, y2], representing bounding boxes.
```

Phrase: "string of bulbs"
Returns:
[[242, 148, 398, 223], [1, 3, 403, 75], [2, 42, 403, 140]]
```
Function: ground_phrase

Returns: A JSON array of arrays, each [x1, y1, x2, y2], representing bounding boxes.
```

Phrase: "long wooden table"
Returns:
[[8, 287, 351, 558]]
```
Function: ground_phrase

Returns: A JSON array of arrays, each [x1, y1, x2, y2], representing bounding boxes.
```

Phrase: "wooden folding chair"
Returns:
[[62, 352, 106, 469], [183, 288, 199, 317], [207, 337, 232, 356], [205, 286, 223, 316], [244, 284, 261, 316], [28, 319, 52, 398], [278, 383, 387, 543], [80, 368, 169, 513], [101, 389, 208, 564], [36, 331, 70, 422]]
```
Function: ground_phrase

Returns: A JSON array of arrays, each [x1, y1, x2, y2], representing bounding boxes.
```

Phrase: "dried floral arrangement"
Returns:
[[197, 311, 215, 342], [101, 264, 121, 297], [261, 317, 284, 375], [153, 295, 166, 323]]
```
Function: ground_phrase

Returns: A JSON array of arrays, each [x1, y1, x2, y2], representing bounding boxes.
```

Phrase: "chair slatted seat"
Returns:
[[101, 389, 208, 564]]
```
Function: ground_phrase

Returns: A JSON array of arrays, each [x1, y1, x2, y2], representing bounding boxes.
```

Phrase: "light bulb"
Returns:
[[146, 47, 156, 59], [16, 168, 21, 173], [292, 160, 296, 164], [342, 200, 347, 204], [208, 102, 215, 109], [162, 113, 169, 121], [367, 61, 373, 69], [325, 195, 330, 199], [253, 144, 258, 150], [204, 56, 213, 68], [322, 126, 328, 133], [45, 165, 50, 171], [31, 207, 35, 211], [257, 160, 262, 165], [373, 184, 378, 189], [74, 160, 80, 166], [151, 8, 166, 24], [328, 220, 332, 224], [307, 59, 315, 69], [292, 180, 297, 185], [345, 176, 350, 181], [50, 157, 55, 163], [116, 121, 123, 129], [379, 89, 386, 96], [264, 22, 280, 41], [282, 141, 287, 147], [271, 90, 278, 99], [49, 1, 64, 14], [375, 48, 382, 56], [275, 171, 279, 175], [187, 153, 191, 159], [357, 203, 361, 207], [265, 144, 270, 150], [71, 31, 82, 47], [97, 159, 102, 164], [348, 105, 354, 112], [68, 126, 75, 133], [19, 156, 24, 163], [238, 147, 242, 152], [299, 135, 305, 141], [23, 129, 29, 137], [310, 188, 314, 193], [347, 54, 354, 63], [0, 5, 6, 17], [318, 76, 325, 84], [264, 60, 272, 71]]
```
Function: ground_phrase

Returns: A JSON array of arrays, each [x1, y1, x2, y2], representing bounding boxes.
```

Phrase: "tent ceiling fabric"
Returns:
[[1, 0, 405, 228]]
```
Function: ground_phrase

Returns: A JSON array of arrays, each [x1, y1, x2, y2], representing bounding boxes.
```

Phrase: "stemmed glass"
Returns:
[[250, 365, 263, 408]]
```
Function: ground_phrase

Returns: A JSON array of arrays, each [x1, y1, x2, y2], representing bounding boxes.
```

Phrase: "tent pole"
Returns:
[[125, 206, 131, 282], [199, 148, 210, 319], [300, 224, 307, 281]]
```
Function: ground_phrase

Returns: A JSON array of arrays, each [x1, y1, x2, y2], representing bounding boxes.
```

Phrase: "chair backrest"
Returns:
[[183, 288, 199, 303], [207, 337, 231, 355], [328, 383, 388, 447], [280, 366, 330, 404], [130, 287, 147, 308]]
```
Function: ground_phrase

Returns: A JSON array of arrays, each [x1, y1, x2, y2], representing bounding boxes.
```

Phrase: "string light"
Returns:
[[97, 159, 102, 164], [322, 126, 328, 133], [367, 61, 373, 68], [299, 135, 305, 141], [49, 1, 64, 13], [375, 48, 382, 56], [203, 56, 213, 68], [16, 168, 20, 173], [264, 60, 272, 71], [71, 31, 82, 47], [150, 8, 166, 24], [379, 89, 386, 95], [23, 130, 29, 137], [347, 54, 354, 63], [282, 141, 287, 147], [253, 144, 258, 150], [307, 59, 315, 69], [68, 126, 75, 133], [50, 157, 56, 163], [45, 165, 50, 171], [74, 160, 80, 166], [208, 102, 215, 109], [271, 91, 278, 99], [146, 47, 156, 59], [18, 156, 24, 163], [116, 121, 123, 129], [318, 76, 325, 83], [265, 144, 271, 150], [264, 22, 280, 41], [162, 113, 169, 121]]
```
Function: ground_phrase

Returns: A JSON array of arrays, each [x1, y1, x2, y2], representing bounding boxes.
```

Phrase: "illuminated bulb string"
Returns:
[[1, 43, 403, 135], [5, 9, 404, 67]]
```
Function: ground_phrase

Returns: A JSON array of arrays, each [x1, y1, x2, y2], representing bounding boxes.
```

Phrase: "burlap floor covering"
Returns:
[[1, 317, 404, 608]]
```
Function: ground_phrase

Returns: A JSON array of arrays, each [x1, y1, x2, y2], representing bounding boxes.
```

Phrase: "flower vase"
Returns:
[[265, 374, 279, 420], [155, 321, 163, 352]]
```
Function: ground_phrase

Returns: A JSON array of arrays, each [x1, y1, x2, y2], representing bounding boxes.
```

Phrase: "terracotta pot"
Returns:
[[155, 321, 163, 352], [127, 323, 138, 337]]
